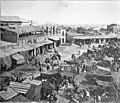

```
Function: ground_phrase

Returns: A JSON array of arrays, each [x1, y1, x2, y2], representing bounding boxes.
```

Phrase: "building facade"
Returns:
[[0, 16, 30, 41], [107, 24, 120, 33], [0, 16, 66, 56], [73, 33, 120, 47]]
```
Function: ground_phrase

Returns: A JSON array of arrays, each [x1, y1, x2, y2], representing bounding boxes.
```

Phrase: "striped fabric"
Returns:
[[96, 80, 113, 87], [11, 88, 28, 94], [9, 82, 31, 94], [22, 79, 42, 86]]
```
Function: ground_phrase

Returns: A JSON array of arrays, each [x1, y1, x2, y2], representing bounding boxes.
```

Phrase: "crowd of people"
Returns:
[[1, 39, 120, 103], [33, 49, 62, 72], [72, 40, 120, 74]]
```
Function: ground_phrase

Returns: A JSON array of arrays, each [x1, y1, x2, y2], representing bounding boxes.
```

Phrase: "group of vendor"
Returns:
[[34, 49, 62, 73]]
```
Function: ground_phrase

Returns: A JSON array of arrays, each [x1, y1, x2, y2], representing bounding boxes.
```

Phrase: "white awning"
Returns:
[[22, 45, 33, 51], [44, 40, 53, 44], [30, 42, 45, 48], [9, 82, 31, 94], [22, 79, 42, 86], [48, 36, 60, 41], [12, 53, 25, 64], [97, 66, 110, 72], [104, 56, 114, 61]]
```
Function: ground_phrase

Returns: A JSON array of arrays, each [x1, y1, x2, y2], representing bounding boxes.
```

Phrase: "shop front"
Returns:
[[48, 37, 60, 48], [44, 40, 54, 51], [19, 45, 34, 60]]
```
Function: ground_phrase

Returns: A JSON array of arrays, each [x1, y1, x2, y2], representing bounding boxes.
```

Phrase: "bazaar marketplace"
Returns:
[[1, 36, 120, 103], [1, 4, 120, 102]]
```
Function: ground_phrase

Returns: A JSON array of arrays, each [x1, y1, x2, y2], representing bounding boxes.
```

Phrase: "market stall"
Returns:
[[7, 94, 31, 102], [9, 81, 31, 94], [0, 87, 18, 102], [12, 53, 25, 65]]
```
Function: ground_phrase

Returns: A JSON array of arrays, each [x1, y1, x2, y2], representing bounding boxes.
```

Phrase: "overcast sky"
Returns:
[[1, 0, 120, 25]]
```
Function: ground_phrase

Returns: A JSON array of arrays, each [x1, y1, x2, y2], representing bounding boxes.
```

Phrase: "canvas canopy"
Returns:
[[9, 82, 31, 94], [23, 79, 42, 86], [48, 36, 60, 41], [97, 66, 111, 72], [30, 42, 45, 48], [12, 53, 25, 64], [22, 45, 33, 51]]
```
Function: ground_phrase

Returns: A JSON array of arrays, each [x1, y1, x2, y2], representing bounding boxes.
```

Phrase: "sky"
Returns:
[[1, 0, 120, 25]]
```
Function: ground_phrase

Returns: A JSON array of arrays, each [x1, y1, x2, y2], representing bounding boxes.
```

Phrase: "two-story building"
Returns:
[[0, 16, 54, 69], [48, 26, 67, 47], [107, 24, 120, 33], [0, 16, 30, 41], [73, 33, 120, 48], [1, 25, 53, 54]]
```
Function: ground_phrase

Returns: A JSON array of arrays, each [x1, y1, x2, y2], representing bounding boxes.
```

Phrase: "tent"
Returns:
[[7, 94, 31, 102]]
